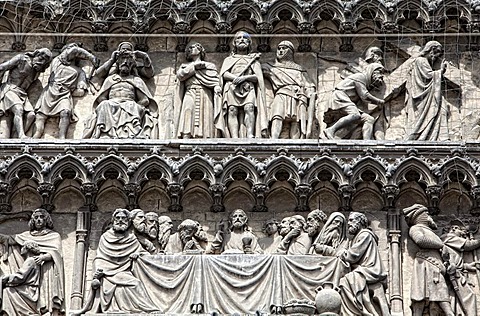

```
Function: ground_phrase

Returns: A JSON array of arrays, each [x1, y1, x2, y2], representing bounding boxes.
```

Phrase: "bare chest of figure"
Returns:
[[8, 62, 35, 89], [108, 81, 136, 100], [231, 57, 253, 75]]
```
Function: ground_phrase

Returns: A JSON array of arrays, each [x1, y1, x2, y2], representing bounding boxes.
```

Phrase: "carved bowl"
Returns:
[[283, 300, 316, 315]]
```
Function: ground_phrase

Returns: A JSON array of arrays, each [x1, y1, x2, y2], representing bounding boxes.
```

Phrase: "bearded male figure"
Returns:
[[130, 209, 156, 254], [263, 41, 316, 139], [277, 215, 311, 255], [166, 219, 203, 254], [216, 31, 268, 138], [157, 215, 173, 252], [0, 48, 52, 138], [208, 209, 262, 254], [310, 212, 347, 256], [0, 209, 65, 316], [89, 208, 160, 313], [403, 204, 454, 316], [305, 209, 328, 249]]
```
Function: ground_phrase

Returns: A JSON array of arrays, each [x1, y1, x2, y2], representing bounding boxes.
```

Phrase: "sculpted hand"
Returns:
[[93, 269, 104, 280], [111, 50, 119, 61], [314, 243, 324, 254], [441, 59, 448, 74], [184, 239, 195, 250], [33, 255, 45, 265], [214, 86, 222, 95], [233, 76, 245, 85], [130, 253, 141, 260], [194, 62, 206, 70]]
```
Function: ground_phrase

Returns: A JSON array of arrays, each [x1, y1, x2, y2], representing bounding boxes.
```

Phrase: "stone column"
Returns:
[[470, 185, 480, 215], [382, 184, 403, 315], [70, 183, 97, 309], [0, 182, 12, 213]]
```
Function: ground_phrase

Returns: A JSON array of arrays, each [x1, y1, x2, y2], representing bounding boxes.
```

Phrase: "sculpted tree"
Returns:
[[403, 204, 454, 316], [405, 41, 449, 141], [83, 48, 157, 139], [207, 209, 263, 254], [322, 63, 385, 140], [0, 208, 65, 315], [216, 31, 268, 138], [0, 48, 52, 138], [175, 42, 221, 139], [338, 212, 390, 316], [263, 40, 316, 139], [33, 43, 98, 139]]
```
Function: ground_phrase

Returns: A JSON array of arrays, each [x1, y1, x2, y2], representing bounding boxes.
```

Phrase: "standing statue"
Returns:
[[216, 31, 268, 138], [88, 208, 160, 313], [322, 63, 385, 140], [403, 204, 454, 316], [277, 215, 311, 255], [0, 208, 65, 315], [130, 209, 157, 254], [207, 209, 263, 254], [310, 212, 347, 256], [33, 43, 98, 139], [405, 41, 449, 141], [305, 209, 328, 251], [174, 42, 221, 139], [0, 48, 52, 138], [258, 218, 282, 254], [338, 212, 390, 316], [441, 219, 480, 315], [262, 41, 316, 139], [83, 48, 158, 139]]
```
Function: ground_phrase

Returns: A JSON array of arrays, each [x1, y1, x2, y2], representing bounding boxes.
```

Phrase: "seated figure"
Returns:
[[277, 215, 311, 255], [310, 212, 347, 256], [83, 49, 157, 139]]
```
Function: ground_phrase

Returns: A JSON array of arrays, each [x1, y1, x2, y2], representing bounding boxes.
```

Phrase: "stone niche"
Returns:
[[0, 0, 480, 315]]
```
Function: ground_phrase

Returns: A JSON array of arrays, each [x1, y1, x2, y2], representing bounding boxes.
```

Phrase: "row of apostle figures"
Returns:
[[0, 31, 449, 141], [2, 206, 480, 315]]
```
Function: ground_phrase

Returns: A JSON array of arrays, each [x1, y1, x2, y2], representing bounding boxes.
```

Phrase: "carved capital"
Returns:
[[295, 184, 312, 212], [124, 183, 141, 210], [252, 183, 269, 212], [0, 203, 12, 213], [216, 43, 230, 53], [0, 182, 11, 201], [215, 22, 232, 34], [424, 20, 441, 32], [382, 21, 399, 33], [210, 183, 226, 213], [81, 183, 98, 204], [92, 21, 109, 33], [298, 22, 314, 34], [173, 21, 191, 34], [37, 182, 54, 199], [467, 21, 480, 33], [340, 22, 356, 33], [338, 184, 355, 212], [256, 22, 273, 34], [382, 184, 399, 208], [168, 183, 184, 212], [339, 43, 354, 52], [298, 43, 312, 52], [426, 185, 442, 215]]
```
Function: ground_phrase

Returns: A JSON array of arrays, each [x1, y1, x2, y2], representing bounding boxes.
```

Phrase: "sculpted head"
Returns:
[[116, 50, 136, 75], [317, 212, 346, 248], [233, 31, 252, 54], [158, 215, 173, 233], [29, 208, 53, 232], [279, 216, 291, 237], [276, 41, 294, 62], [29, 48, 52, 72], [230, 209, 248, 230], [449, 219, 467, 238], [145, 212, 159, 239], [20, 240, 41, 256], [263, 218, 279, 236], [186, 42, 206, 61], [112, 208, 131, 233], [364, 46, 383, 64], [290, 215, 307, 232], [178, 219, 199, 243], [306, 209, 327, 237], [118, 41, 134, 53], [403, 204, 437, 230], [194, 221, 208, 242], [421, 41, 443, 63], [347, 212, 368, 235], [130, 209, 146, 234]]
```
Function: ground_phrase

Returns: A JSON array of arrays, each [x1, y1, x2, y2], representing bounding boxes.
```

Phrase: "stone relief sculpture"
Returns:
[[305, 209, 328, 254], [258, 218, 282, 253], [84, 208, 160, 313], [174, 42, 222, 139], [403, 204, 455, 316], [83, 45, 157, 139], [207, 209, 263, 254], [405, 41, 449, 141], [165, 219, 204, 254], [130, 209, 157, 254], [310, 212, 347, 256], [0, 48, 52, 138], [33, 43, 99, 139], [322, 63, 386, 140], [338, 212, 390, 316], [279, 216, 292, 238], [157, 215, 173, 252], [0, 208, 65, 315], [262, 41, 316, 139], [215, 31, 268, 138], [277, 215, 311, 255], [441, 219, 480, 315]]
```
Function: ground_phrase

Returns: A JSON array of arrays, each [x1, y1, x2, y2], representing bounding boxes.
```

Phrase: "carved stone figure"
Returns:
[[208, 209, 263, 254], [0, 208, 65, 315], [405, 41, 449, 140], [145, 211, 159, 242], [33, 43, 98, 139], [89, 208, 160, 313], [216, 31, 268, 138], [83, 48, 157, 139], [165, 219, 203, 254], [174, 42, 222, 139], [0, 48, 52, 138], [262, 41, 316, 139], [310, 212, 347, 256], [258, 218, 282, 253], [338, 212, 390, 316], [194, 220, 209, 251], [1, 241, 42, 315], [130, 209, 156, 254], [306, 209, 327, 249], [279, 216, 292, 238], [277, 215, 311, 255], [403, 204, 454, 316], [441, 219, 480, 315], [322, 63, 385, 140], [158, 215, 173, 252]]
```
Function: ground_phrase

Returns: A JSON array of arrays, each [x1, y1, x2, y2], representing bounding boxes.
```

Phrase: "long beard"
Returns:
[[158, 229, 171, 250], [134, 222, 146, 234], [113, 222, 128, 233], [318, 227, 341, 248]]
